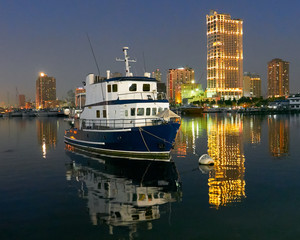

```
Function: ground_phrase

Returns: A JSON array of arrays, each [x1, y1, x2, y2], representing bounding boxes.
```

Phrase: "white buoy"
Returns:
[[199, 165, 214, 174], [199, 154, 214, 165]]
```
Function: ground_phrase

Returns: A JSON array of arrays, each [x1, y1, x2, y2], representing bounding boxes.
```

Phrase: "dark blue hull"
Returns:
[[64, 122, 180, 160]]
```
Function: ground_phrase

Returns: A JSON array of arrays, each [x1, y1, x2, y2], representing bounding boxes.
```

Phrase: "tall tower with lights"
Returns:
[[267, 58, 289, 98], [36, 72, 56, 109], [206, 10, 243, 99]]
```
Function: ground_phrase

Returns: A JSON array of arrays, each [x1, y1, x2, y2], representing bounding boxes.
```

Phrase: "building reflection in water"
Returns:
[[36, 119, 57, 158], [174, 117, 207, 157], [268, 115, 289, 157], [65, 145, 182, 238], [242, 115, 263, 145], [206, 115, 246, 208]]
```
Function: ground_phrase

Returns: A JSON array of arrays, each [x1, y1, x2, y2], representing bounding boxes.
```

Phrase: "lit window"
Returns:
[[113, 84, 118, 92], [96, 110, 100, 118], [103, 110, 107, 118], [107, 85, 111, 92]]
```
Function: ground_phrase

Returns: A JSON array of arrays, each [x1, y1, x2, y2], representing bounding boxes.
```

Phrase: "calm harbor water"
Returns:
[[1, 114, 300, 239]]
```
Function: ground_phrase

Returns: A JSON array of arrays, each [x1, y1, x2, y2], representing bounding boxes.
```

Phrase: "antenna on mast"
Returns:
[[86, 33, 101, 76], [116, 47, 136, 77], [86, 33, 104, 101]]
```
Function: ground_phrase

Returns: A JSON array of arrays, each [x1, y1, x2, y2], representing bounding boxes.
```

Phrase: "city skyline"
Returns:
[[0, 0, 299, 105]]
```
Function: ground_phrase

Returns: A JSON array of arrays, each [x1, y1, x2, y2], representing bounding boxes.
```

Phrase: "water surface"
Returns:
[[0, 114, 299, 239]]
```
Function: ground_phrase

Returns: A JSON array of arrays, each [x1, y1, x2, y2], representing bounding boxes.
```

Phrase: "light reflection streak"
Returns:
[[42, 139, 46, 159], [37, 119, 57, 159], [175, 114, 291, 208], [207, 115, 246, 208], [268, 115, 289, 157]]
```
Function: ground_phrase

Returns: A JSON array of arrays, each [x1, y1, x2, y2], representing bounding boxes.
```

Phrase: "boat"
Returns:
[[180, 105, 204, 115], [36, 109, 49, 117], [57, 109, 66, 117], [47, 109, 58, 117], [64, 47, 181, 160], [10, 110, 22, 117], [203, 107, 222, 113], [22, 109, 36, 117], [65, 146, 182, 234]]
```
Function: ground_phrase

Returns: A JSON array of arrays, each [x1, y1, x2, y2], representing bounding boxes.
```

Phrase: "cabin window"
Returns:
[[125, 110, 128, 117], [96, 110, 100, 118], [131, 108, 136, 116], [146, 108, 151, 116], [112, 84, 118, 92], [164, 108, 168, 111], [137, 108, 144, 116], [107, 85, 111, 92], [152, 108, 157, 116], [143, 84, 150, 91], [103, 110, 107, 118], [158, 107, 163, 113], [129, 83, 137, 91]]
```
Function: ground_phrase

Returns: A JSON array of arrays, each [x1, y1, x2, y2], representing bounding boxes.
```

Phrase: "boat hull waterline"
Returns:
[[64, 122, 180, 160]]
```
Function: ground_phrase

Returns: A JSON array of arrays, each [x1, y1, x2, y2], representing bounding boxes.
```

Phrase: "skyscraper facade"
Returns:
[[75, 87, 86, 108], [19, 94, 25, 108], [243, 72, 261, 98], [167, 67, 195, 104], [206, 10, 243, 100], [36, 72, 56, 109], [152, 69, 162, 82], [267, 58, 289, 98]]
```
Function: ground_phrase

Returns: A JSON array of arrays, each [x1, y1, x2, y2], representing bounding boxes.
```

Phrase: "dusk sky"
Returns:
[[0, 0, 299, 105]]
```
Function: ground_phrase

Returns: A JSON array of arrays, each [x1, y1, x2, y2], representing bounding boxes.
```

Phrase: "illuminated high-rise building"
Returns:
[[152, 69, 162, 82], [75, 87, 86, 108], [36, 72, 56, 109], [206, 10, 243, 99], [152, 69, 166, 93], [267, 58, 289, 98], [243, 72, 261, 98], [167, 67, 195, 104], [19, 94, 25, 108]]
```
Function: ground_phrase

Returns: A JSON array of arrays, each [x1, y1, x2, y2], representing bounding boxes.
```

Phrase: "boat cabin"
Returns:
[[79, 74, 169, 129]]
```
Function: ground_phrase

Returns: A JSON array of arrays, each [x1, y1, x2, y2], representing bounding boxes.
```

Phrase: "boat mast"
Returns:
[[116, 47, 136, 77]]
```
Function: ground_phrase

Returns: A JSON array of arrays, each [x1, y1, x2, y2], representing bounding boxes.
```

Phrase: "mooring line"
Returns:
[[139, 127, 173, 145]]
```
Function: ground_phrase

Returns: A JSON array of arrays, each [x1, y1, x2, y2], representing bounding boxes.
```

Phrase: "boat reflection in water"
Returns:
[[65, 144, 182, 236]]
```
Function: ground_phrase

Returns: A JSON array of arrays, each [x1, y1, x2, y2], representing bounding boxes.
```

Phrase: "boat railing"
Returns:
[[81, 117, 177, 130], [117, 92, 167, 100]]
